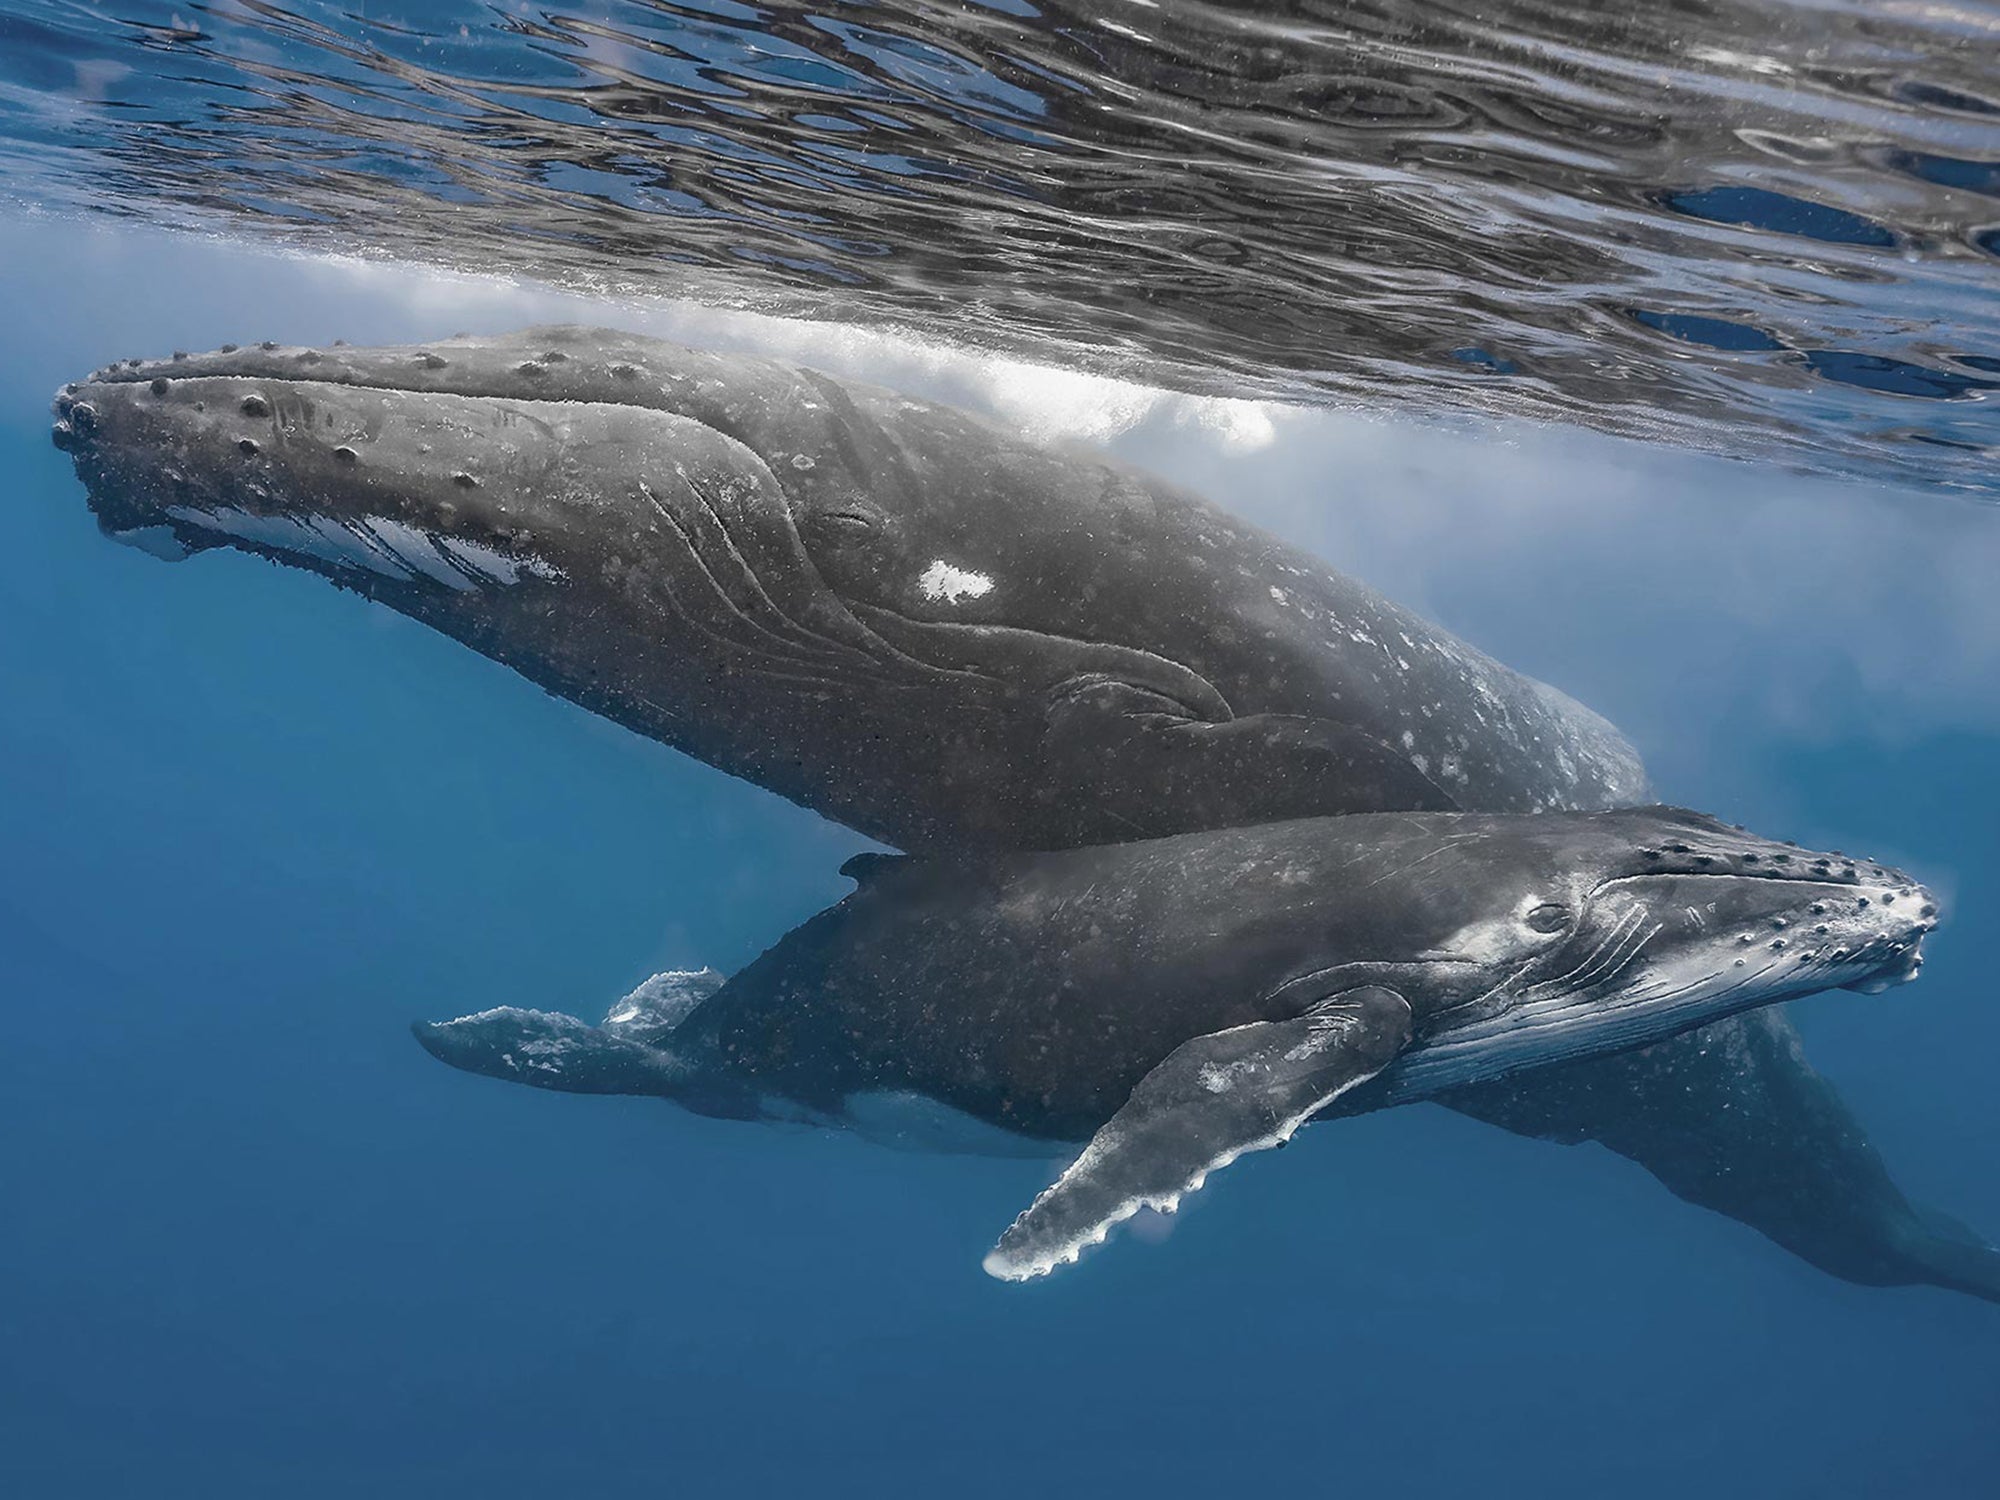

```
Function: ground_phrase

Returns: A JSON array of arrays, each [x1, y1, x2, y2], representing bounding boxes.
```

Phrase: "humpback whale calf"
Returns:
[[52, 327, 1999, 1300], [411, 809, 1942, 1280]]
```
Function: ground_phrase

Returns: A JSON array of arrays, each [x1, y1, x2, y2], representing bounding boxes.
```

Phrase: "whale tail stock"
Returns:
[[1899, 1207, 2000, 1306]]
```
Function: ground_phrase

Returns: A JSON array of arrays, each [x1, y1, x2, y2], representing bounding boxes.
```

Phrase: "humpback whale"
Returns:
[[51, 327, 1999, 1300], [51, 326, 1643, 849], [411, 809, 1941, 1280]]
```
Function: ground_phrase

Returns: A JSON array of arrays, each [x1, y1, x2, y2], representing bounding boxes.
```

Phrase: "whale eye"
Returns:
[[803, 507, 883, 543], [1524, 903, 1571, 934], [814, 509, 878, 534]]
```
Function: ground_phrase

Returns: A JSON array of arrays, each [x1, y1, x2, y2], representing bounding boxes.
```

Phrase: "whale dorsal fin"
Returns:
[[982, 986, 1412, 1281], [839, 851, 909, 884]]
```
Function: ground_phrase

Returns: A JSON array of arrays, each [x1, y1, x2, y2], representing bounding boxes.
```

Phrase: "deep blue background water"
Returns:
[[2, 216, 1998, 1496]]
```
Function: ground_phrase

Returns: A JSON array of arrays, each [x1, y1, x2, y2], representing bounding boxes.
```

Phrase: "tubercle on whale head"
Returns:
[[1264, 806, 1939, 1101], [50, 345, 957, 719], [55, 331, 1132, 645], [51, 331, 851, 579], [51, 337, 1251, 728], [52, 327, 803, 467], [48, 347, 841, 615], [53, 364, 580, 583], [1520, 809, 1937, 1007]]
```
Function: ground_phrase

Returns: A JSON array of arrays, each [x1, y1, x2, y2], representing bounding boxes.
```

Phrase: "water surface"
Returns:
[[3, 0, 1998, 487]]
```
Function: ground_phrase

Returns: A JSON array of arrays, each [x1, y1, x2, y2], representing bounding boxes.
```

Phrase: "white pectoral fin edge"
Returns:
[[982, 986, 1412, 1282]]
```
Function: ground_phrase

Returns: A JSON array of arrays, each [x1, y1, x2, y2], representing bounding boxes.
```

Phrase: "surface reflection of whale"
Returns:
[[412, 810, 1940, 1280], [52, 326, 1996, 1300]]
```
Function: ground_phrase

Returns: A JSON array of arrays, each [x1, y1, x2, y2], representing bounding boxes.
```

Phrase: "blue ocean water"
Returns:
[[3, 216, 1996, 1498], [2, 2, 1999, 1494]]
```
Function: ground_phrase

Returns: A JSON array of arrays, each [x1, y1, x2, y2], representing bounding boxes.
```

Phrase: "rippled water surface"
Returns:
[[3, 0, 1998, 488]]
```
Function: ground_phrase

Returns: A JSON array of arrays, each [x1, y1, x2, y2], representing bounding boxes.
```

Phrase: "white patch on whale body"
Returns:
[[168, 505, 415, 582], [163, 506, 562, 588], [601, 967, 726, 1039], [1196, 1059, 1262, 1093], [361, 516, 479, 590], [433, 535, 516, 583], [514, 1034, 577, 1075], [305, 514, 413, 580], [1430, 915, 1539, 968], [917, 559, 994, 604], [435, 534, 563, 585]]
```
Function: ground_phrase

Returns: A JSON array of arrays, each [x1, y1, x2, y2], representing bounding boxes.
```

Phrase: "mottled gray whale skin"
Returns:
[[51, 326, 1645, 852], [51, 327, 1992, 1300], [413, 809, 1942, 1281]]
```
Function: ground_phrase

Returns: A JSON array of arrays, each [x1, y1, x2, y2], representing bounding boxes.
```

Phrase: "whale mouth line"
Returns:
[[1541, 871, 1934, 986], [147, 502, 567, 592], [1517, 906, 1664, 1005], [1599, 866, 1922, 892], [1388, 921, 1924, 1101]]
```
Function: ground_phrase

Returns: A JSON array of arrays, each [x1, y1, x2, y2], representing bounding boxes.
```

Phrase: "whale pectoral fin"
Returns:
[[1045, 678, 1457, 833], [1444, 1008, 2000, 1305], [983, 986, 1412, 1281], [412, 1007, 689, 1097]]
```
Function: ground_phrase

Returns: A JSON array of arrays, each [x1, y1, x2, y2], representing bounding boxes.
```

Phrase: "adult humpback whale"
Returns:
[[51, 327, 1998, 1300], [411, 809, 1943, 1281], [52, 325, 1643, 849]]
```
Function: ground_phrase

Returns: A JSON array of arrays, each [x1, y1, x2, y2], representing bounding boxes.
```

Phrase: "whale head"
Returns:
[[50, 329, 1234, 761], [48, 336, 940, 740], [54, 364, 581, 590], [50, 339, 805, 595], [49, 328, 922, 598], [1332, 807, 1940, 1099]]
